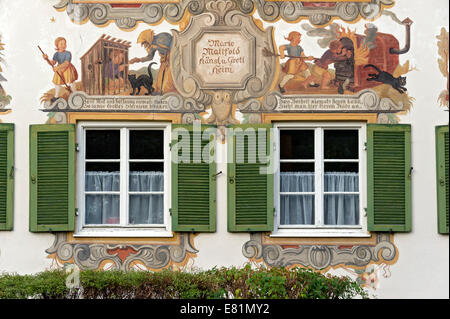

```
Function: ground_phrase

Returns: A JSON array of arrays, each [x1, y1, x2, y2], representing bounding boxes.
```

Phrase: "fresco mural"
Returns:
[[42, 0, 415, 127], [242, 233, 397, 274], [39, 0, 411, 277], [437, 27, 449, 109], [0, 33, 11, 112], [46, 233, 198, 272], [276, 20, 414, 95]]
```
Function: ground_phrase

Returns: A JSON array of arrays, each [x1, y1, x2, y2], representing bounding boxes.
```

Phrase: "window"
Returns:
[[75, 122, 172, 237], [273, 122, 369, 237]]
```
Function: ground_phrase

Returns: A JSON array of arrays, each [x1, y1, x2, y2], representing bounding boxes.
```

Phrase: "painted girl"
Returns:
[[278, 31, 314, 93], [42, 37, 78, 102]]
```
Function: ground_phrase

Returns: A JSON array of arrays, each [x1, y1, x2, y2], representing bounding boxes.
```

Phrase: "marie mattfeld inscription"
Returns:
[[193, 30, 256, 89]]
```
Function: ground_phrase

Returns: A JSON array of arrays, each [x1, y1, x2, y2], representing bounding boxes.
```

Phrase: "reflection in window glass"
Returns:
[[86, 130, 120, 159], [280, 130, 314, 160], [85, 195, 120, 225], [130, 130, 164, 159], [324, 130, 358, 159]]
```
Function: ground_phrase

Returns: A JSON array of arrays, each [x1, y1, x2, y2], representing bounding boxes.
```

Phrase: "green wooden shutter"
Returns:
[[29, 124, 75, 232], [228, 124, 274, 232], [171, 124, 216, 232], [0, 124, 14, 231], [436, 125, 449, 234], [367, 124, 412, 232]]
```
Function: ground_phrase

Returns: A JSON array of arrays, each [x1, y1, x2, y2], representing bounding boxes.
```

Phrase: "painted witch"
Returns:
[[129, 30, 176, 95]]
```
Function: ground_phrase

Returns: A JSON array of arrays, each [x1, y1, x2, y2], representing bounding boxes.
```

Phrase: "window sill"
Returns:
[[74, 228, 174, 238], [270, 228, 371, 238]]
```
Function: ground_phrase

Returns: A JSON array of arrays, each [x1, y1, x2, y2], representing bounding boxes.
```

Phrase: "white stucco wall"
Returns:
[[0, 0, 448, 298]]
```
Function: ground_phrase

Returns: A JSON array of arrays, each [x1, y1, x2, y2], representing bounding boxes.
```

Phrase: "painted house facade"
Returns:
[[0, 0, 448, 298]]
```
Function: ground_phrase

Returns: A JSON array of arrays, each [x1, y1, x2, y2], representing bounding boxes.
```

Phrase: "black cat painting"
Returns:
[[364, 64, 407, 94], [128, 62, 157, 95]]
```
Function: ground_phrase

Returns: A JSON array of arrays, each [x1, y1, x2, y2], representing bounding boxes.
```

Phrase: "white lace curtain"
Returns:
[[280, 172, 359, 226], [85, 171, 164, 225], [84, 171, 358, 226]]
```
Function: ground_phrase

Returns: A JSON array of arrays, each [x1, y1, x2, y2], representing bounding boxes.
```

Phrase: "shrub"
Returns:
[[0, 270, 68, 299], [0, 265, 368, 299]]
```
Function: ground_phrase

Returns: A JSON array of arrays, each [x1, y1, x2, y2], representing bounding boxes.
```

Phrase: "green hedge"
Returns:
[[0, 265, 368, 299]]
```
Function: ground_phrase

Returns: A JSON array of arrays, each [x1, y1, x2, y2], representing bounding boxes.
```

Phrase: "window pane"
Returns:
[[280, 162, 314, 173], [129, 162, 164, 192], [324, 172, 359, 192], [324, 130, 358, 159], [280, 130, 314, 160], [130, 162, 163, 172], [280, 172, 314, 192], [280, 195, 315, 225], [85, 194, 120, 224], [86, 162, 120, 172], [324, 162, 359, 173], [129, 130, 163, 160], [324, 194, 359, 225], [130, 171, 164, 192], [129, 194, 164, 224], [280, 163, 315, 193], [86, 130, 120, 159], [86, 172, 120, 192], [85, 162, 120, 191]]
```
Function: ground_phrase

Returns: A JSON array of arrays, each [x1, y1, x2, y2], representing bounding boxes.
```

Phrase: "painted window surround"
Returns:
[[263, 114, 377, 241], [272, 122, 369, 237], [67, 112, 183, 238], [76, 121, 172, 238], [66, 113, 180, 242]]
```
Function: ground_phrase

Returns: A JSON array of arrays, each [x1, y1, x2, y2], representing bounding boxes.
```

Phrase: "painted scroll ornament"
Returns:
[[54, 0, 394, 29], [43, 91, 204, 114], [54, 0, 208, 28], [261, 89, 403, 113], [170, 2, 277, 107], [46, 233, 198, 271], [238, 0, 394, 25], [243, 233, 397, 271]]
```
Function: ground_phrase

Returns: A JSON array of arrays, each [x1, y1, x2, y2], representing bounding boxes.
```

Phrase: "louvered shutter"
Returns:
[[367, 124, 412, 232], [0, 124, 14, 231], [436, 125, 449, 234], [228, 124, 274, 232], [171, 124, 216, 232], [29, 125, 75, 232]]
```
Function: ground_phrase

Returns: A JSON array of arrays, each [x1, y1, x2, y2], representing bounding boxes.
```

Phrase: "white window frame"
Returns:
[[75, 121, 172, 238], [271, 122, 370, 238]]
